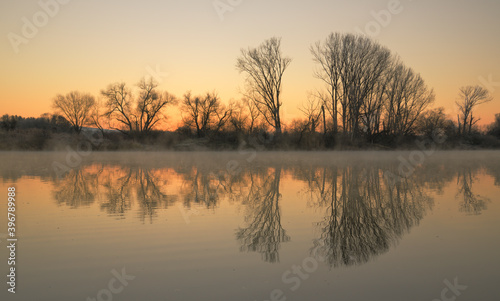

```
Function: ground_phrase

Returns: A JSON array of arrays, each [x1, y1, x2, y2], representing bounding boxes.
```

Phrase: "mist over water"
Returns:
[[0, 151, 499, 300]]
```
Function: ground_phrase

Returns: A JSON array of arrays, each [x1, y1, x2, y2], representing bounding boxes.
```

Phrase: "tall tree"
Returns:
[[311, 33, 434, 138], [52, 91, 95, 133], [383, 62, 435, 136], [311, 33, 342, 133], [338, 34, 392, 137], [237, 37, 292, 134], [456, 85, 492, 135], [311, 33, 392, 136]]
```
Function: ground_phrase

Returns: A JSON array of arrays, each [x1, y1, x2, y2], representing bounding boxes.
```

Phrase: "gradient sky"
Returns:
[[1, 0, 499, 128]]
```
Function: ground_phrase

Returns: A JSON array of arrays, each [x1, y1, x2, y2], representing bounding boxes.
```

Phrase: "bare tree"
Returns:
[[101, 78, 176, 134], [101, 82, 134, 132], [227, 98, 266, 134], [181, 92, 231, 137], [244, 97, 260, 133], [135, 77, 177, 133], [228, 100, 248, 133], [456, 85, 492, 135], [311, 33, 342, 133], [237, 37, 292, 134], [311, 33, 434, 139], [416, 107, 450, 137], [311, 33, 393, 137], [383, 62, 435, 136], [299, 94, 323, 133], [339, 35, 392, 137], [52, 91, 95, 133]]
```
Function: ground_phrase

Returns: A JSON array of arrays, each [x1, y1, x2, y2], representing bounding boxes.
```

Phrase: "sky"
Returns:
[[1, 0, 499, 128]]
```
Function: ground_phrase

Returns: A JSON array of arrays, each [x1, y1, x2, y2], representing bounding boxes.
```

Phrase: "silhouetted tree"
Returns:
[[320, 34, 392, 137], [311, 33, 343, 134], [383, 62, 435, 136], [310, 33, 434, 139], [180, 91, 231, 137], [0, 115, 18, 131], [299, 95, 323, 133], [228, 100, 248, 133], [243, 97, 261, 133], [135, 77, 177, 133], [456, 85, 492, 135], [237, 37, 292, 134], [416, 107, 454, 138], [101, 82, 134, 132], [52, 91, 95, 133], [101, 78, 176, 134]]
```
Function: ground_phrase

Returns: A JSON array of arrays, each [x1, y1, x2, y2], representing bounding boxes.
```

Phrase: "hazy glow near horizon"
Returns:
[[1, 0, 499, 127]]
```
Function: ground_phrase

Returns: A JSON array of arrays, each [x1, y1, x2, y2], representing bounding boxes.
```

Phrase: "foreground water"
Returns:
[[0, 151, 499, 301]]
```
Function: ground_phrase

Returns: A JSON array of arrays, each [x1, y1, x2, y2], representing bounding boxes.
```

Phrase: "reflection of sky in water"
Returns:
[[0, 151, 499, 301]]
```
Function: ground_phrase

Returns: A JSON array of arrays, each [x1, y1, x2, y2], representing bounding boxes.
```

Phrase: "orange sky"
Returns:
[[1, 0, 499, 127]]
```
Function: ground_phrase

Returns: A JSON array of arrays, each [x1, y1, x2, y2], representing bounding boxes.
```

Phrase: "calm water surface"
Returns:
[[0, 151, 499, 301]]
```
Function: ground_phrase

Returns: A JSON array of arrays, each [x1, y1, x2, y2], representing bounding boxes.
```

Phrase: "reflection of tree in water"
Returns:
[[307, 165, 432, 268], [179, 168, 221, 209], [236, 168, 290, 263], [485, 161, 500, 187], [456, 167, 488, 215], [47, 156, 495, 234], [100, 167, 133, 218], [53, 165, 177, 222], [134, 168, 177, 223], [53, 168, 100, 208]]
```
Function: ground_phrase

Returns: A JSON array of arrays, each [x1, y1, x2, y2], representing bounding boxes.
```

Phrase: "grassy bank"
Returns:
[[1, 127, 500, 151]]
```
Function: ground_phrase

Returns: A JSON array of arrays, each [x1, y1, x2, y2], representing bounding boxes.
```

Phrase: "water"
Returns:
[[0, 151, 499, 301]]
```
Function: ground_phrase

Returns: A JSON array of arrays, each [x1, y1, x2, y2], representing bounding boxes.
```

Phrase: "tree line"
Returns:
[[1, 33, 498, 149]]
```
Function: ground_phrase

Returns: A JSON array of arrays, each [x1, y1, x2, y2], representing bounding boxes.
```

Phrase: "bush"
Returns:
[[0, 129, 51, 150]]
